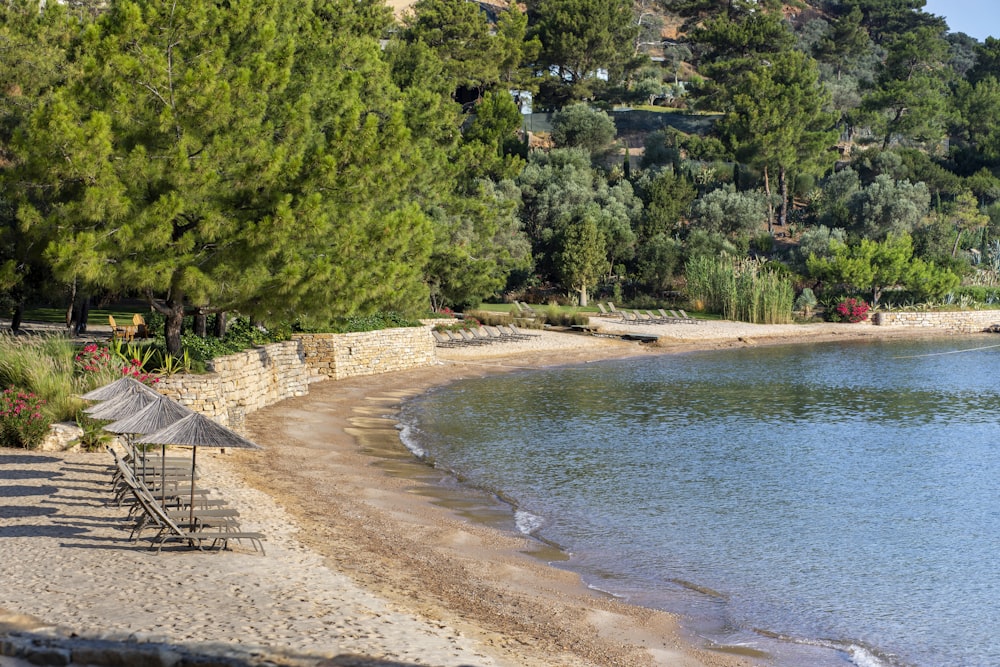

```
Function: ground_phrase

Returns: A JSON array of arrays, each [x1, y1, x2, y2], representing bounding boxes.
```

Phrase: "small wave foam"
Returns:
[[397, 423, 427, 459], [753, 630, 893, 667], [844, 643, 891, 667], [514, 510, 543, 535]]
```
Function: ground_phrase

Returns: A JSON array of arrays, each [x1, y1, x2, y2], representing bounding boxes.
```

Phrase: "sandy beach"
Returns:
[[0, 318, 959, 666]]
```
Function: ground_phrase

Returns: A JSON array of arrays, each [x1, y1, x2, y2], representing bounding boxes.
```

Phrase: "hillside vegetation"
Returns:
[[2, 0, 1000, 350]]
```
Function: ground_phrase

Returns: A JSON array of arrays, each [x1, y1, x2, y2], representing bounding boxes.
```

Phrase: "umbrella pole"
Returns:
[[131, 435, 140, 477], [189, 448, 197, 531], [161, 444, 167, 507], [138, 437, 146, 477]]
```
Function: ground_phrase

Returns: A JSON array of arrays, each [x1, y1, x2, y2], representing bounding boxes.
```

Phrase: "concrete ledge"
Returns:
[[0, 629, 428, 667]]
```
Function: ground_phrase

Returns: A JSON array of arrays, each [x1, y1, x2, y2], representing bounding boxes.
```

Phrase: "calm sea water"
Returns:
[[399, 338, 1000, 667]]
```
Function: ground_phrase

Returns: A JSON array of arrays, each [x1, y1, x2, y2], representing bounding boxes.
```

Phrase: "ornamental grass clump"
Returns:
[[0, 388, 51, 449], [685, 256, 794, 324], [1, 334, 83, 422], [0, 335, 162, 427]]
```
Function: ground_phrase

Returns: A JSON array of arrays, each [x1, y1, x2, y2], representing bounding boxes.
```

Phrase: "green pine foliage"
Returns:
[[5, 0, 1000, 332]]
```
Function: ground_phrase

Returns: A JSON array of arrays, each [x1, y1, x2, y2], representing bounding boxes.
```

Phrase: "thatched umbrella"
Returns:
[[136, 412, 262, 528], [84, 382, 160, 421], [103, 396, 194, 502], [80, 376, 160, 402]]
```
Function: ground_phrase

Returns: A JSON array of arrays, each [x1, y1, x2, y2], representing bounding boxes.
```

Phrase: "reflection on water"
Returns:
[[401, 337, 1000, 667]]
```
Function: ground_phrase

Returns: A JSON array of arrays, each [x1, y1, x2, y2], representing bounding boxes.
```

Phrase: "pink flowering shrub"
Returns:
[[123, 358, 160, 385], [75, 343, 159, 386], [832, 297, 870, 323], [74, 343, 113, 374], [0, 388, 51, 449]]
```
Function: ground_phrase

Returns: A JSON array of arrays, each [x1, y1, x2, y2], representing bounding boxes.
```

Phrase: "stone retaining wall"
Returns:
[[155, 327, 434, 430], [874, 310, 1000, 333]]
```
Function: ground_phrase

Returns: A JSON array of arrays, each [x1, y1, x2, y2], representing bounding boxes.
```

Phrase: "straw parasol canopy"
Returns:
[[79, 376, 160, 402], [136, 412, 262, 526], [103, 396, 195, 503], [83, 383, 160, 421], [102, 396, 193, 436], [137, 413, 261, 451]]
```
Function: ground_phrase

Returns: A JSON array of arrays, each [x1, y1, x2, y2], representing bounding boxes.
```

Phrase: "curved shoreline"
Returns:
[[0, 320, 978, 666], [229, 321, 967, 667]]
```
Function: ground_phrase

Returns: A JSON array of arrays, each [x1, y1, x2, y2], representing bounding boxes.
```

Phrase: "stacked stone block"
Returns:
[[155, 327, 435, 430], [874, 310, 1000, 333]]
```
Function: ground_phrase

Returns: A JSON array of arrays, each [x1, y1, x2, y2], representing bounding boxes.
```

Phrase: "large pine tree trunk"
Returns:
[[75, 297, 90, 334], [763, 165, 774, 233], [164, 307, 184, 357], [10, 303, 23, 333], [778, 166, 789, 229], [214, 311, 227, 338], [65, 279, 77, 328], [159, 293, 186, 357], [193, 311, 207, 337]]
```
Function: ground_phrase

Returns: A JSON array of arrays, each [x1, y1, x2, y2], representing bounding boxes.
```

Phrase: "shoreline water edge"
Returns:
[[1, 319, 975, 666], [233, 320, 962, 667]]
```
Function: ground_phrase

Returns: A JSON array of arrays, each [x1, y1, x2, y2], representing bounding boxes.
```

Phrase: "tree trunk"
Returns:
[[10, 303, 23, 333], [214, 311, 227, 338], [65, 279, 77, 328], [164, 306, 184, 357], [193, 311, 207, 337], [778, 166, 789, 229], [578, 284, 589, 307], [763, 165, 774, 233], [157, 292, 185, 357], [73, 297, 90, 335], [952, 229, 962, 258]]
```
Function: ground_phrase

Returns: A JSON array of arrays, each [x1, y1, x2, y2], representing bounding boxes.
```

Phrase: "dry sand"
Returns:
[[0, 318, 959, 666]]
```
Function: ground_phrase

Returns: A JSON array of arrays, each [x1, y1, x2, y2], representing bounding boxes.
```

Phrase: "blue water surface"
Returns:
[[400, 338, 1000, 667]]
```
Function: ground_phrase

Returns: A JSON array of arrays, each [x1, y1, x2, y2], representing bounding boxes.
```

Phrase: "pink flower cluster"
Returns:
[[74, 343, 112, 373], [835, 297, 870, 323], [75, 343, 159, 385], [0, 388, 50, 448], [123, 358, 160, 385]]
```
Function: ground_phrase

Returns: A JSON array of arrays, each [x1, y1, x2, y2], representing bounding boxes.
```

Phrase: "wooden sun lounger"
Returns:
[[122, 468, 261, 552], [143, 493, 265, 555], [431, 330, 461, 347], [657, 309, 684, 323], [506, 323, 540, 339]]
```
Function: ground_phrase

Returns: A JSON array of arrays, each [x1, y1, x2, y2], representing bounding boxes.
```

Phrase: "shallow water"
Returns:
[[400, 337, 1000, 667]]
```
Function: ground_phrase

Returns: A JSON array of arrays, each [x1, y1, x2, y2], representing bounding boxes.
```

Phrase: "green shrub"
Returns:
[[466, 310, 513, 326], [73, 415, 112, 452], [794, 288, 818, 316], [324, 312, 421, 333], [539, 306, 590, 327], [0, 388, 51, 449]]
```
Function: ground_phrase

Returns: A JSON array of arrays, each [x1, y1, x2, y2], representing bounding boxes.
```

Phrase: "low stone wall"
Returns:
[[295, 326, 436, 381], [155, 327, 435, 430], [874, 310, 1000, 333]]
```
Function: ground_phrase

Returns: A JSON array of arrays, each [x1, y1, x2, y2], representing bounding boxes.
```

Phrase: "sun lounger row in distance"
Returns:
[[595, 303, 702, 324], [431, 324, 538, 347]]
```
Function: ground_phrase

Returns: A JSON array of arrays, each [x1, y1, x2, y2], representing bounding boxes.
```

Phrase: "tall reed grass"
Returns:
[[0, 334, 124, 422], [686, 256, 793, 324]]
